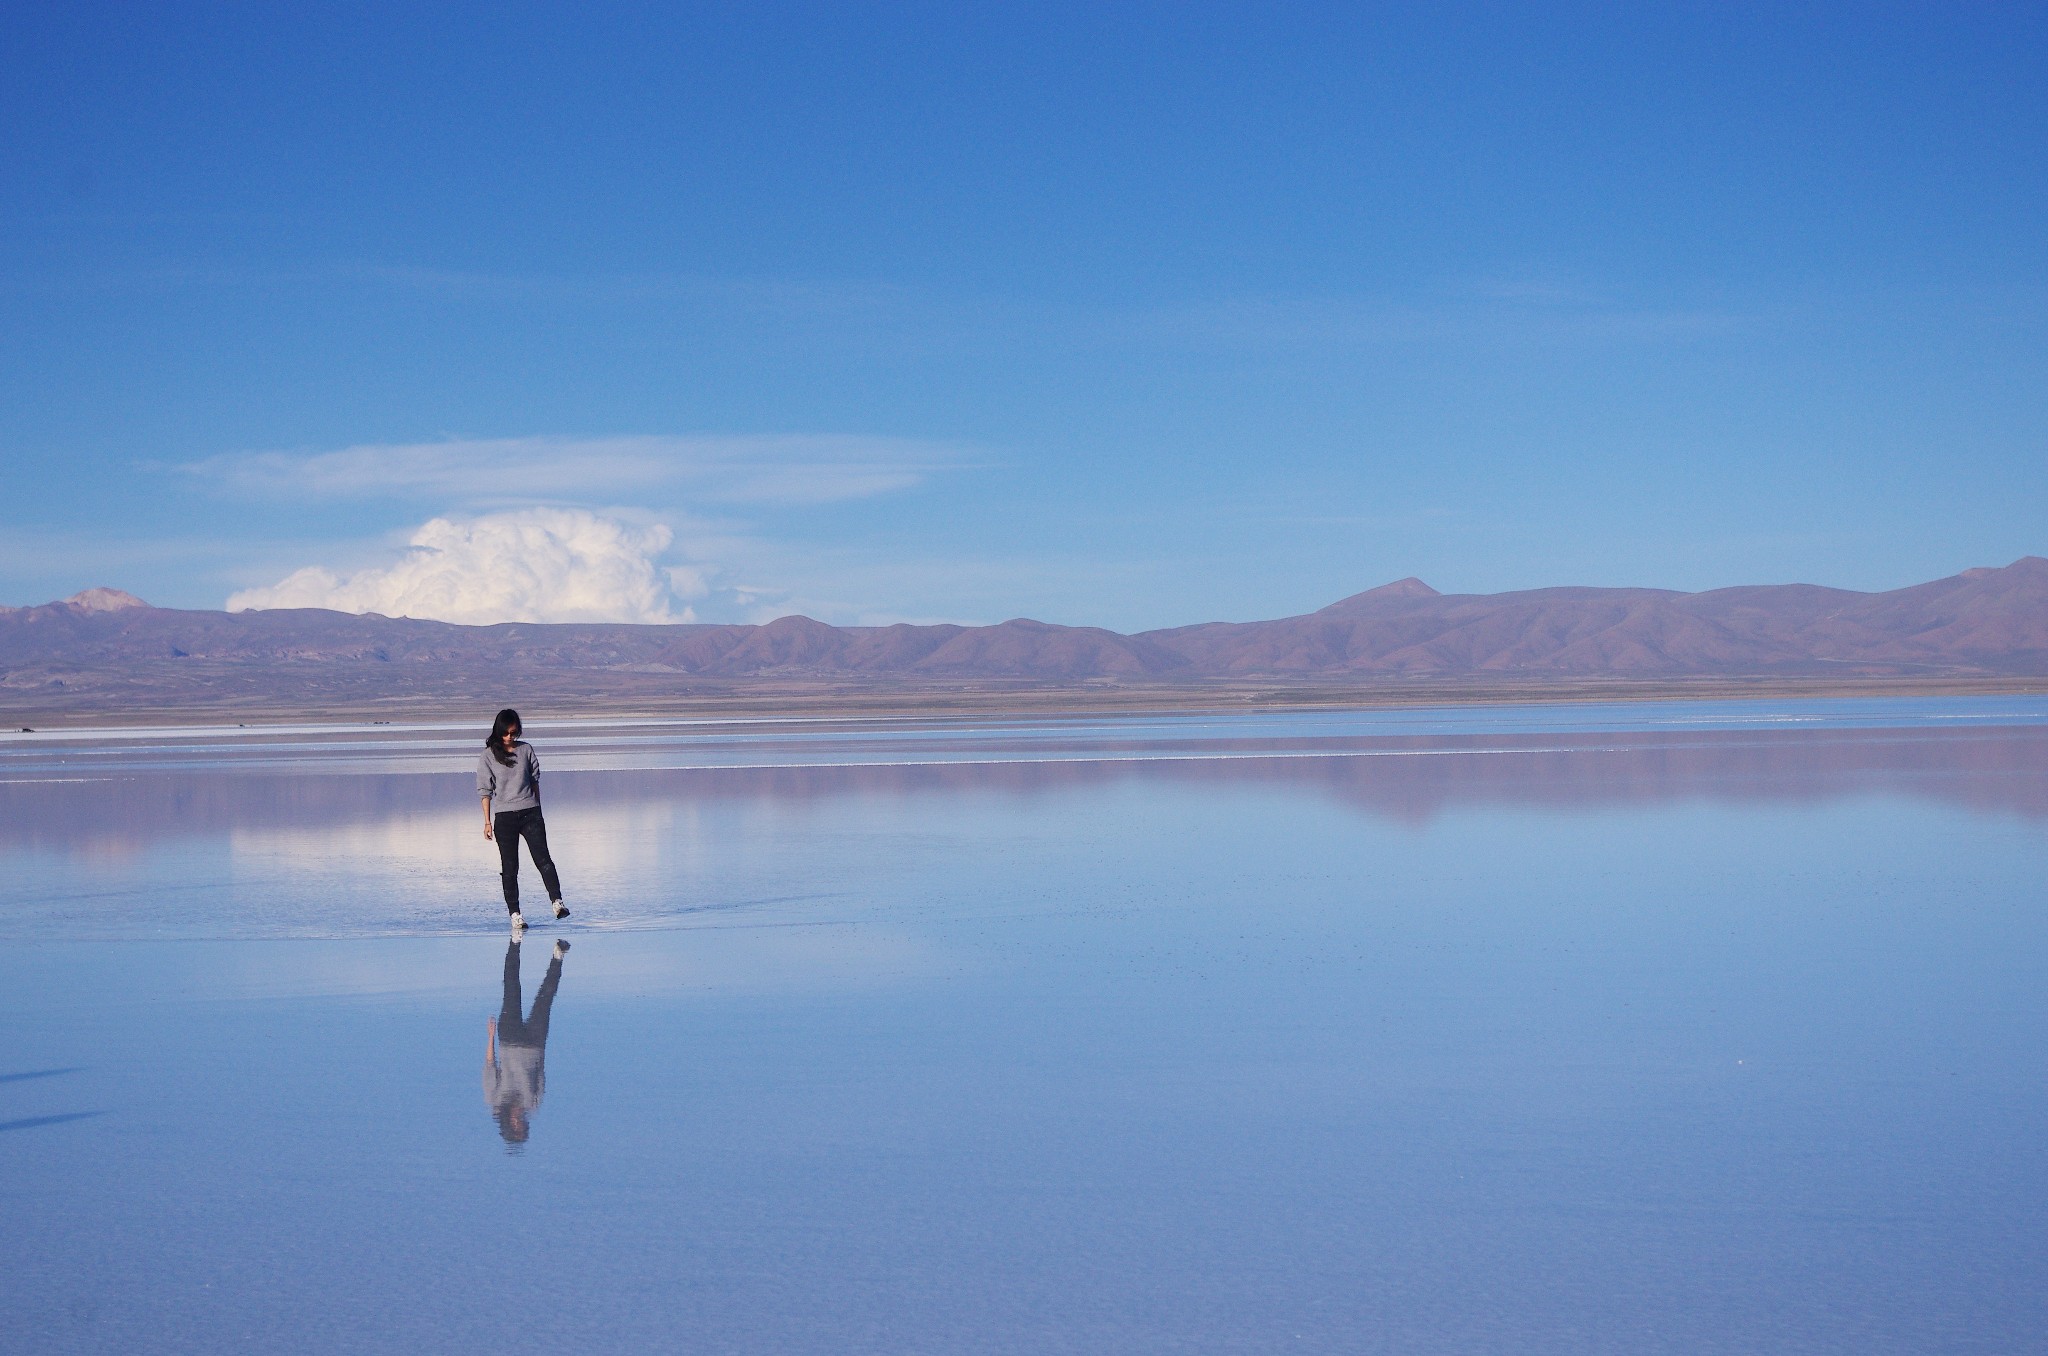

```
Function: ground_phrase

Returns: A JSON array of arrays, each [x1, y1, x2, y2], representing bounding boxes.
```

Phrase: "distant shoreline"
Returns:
[[8, 674, 2048, 732]]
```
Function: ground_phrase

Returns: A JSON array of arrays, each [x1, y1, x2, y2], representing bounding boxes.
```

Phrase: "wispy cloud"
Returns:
[[343, 263, 919, 315], [182, 433, 975, 508], [1107, 288, 1745, 351], [183, 431, 997, 623]]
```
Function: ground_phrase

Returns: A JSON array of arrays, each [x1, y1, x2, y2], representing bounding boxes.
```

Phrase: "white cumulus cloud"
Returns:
[[227, 510, 692, 625]]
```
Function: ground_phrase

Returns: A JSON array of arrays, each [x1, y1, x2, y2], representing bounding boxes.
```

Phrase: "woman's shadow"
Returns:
[[484, 937, 567, 1150]]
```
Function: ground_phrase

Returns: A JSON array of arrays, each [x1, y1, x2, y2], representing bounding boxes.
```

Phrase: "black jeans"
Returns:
[[494, 806, 562, 912], [499, 939, 563, 1046]]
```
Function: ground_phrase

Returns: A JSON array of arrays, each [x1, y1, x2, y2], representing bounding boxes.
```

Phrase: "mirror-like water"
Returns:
[[4, 701, 2045, 1353]]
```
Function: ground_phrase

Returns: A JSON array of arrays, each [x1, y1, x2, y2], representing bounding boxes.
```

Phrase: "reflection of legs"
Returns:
[[526, 956, 564, 1046], [520, 813, 564, 903], [499, 941, 526, 1036], [496, 813, 523, 912]]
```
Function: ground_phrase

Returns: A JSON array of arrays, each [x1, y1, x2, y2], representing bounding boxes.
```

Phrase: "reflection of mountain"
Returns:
[[3, 559, 2045, 714], [6, 726, 2044, 860], [1188, 728, 2048, 826]]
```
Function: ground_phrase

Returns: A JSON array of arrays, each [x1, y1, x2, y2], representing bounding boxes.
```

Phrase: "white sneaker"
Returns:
[[552, 900, 570, 920], [510, 911, 527, 931]]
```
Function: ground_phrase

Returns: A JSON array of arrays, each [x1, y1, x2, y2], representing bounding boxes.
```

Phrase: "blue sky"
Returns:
[[3, 3, 2043, 628]]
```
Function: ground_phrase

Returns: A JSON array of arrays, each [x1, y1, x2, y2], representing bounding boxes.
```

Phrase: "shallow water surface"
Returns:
[[3, 702, 2045, 1353]]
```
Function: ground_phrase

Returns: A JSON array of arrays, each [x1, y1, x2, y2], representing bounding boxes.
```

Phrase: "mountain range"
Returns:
[[3, 558, 2046, 714]]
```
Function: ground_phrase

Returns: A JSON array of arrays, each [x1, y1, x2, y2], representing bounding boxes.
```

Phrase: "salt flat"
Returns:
[[4, 700, 2045, 1353]]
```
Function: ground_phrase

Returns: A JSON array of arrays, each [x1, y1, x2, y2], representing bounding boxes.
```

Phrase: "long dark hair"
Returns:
[[493, 1102, 530, 1146], [487, 708, 522, 766]]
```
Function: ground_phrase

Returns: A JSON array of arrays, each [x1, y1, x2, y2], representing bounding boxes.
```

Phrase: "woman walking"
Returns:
[[479, 708, 568, 931]]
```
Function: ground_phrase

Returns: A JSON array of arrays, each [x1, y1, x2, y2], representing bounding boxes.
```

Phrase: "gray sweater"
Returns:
[[485, 1041, 545, 1115], [478, 743, 542, 813]]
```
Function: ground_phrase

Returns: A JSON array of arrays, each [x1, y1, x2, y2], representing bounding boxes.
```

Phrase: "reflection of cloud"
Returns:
[[229, 812, 481, 887], [226, 797, 684, 899], [212, 794, 873, 939], [226, 509, 688, 624], [185, 433, 969, 507], [198, 799, 958, 993], [8, 721, 2046, 950]]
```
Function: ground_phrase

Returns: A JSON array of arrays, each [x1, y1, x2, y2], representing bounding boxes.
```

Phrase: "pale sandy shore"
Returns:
[[6, 673, 2047, 731]]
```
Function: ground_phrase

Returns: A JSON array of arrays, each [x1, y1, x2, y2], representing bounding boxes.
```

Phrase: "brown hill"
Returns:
[[1, 559, 2043, 715], [1142, 556, 2048, 676]]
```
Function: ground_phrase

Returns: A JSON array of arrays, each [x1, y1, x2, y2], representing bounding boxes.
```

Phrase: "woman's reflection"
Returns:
[[485, 937, 567, 1148]]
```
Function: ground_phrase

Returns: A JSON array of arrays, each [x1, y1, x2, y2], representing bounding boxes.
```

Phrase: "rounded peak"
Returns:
[[1958, 557, 2048, 583], [63, 587, 151, 612], [1314, 576, 1442, 616]]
